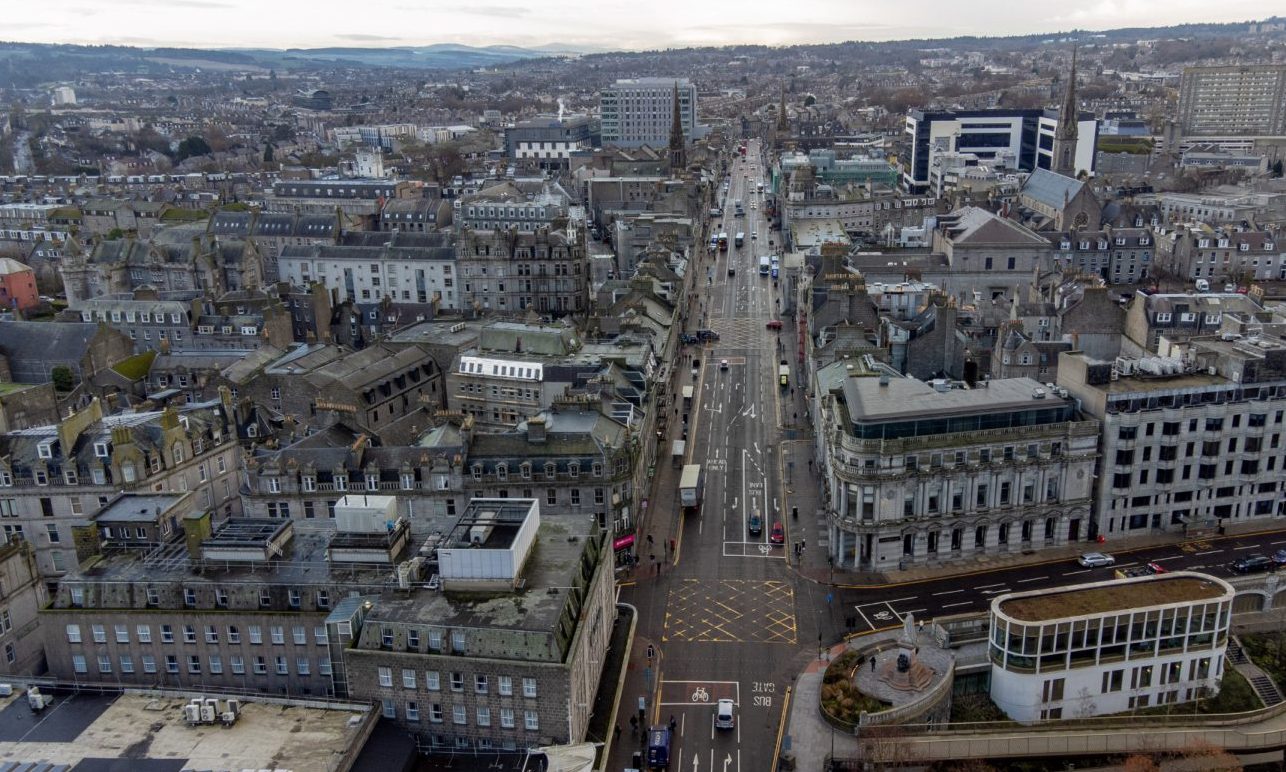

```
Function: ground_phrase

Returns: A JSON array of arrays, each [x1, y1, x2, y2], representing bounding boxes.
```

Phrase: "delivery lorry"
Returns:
[[679, 464, 704, 511]]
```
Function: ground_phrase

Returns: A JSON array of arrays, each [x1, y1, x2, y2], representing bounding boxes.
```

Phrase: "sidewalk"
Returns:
[[790, 510, 1286, 589], [604, 626, 664, 771]]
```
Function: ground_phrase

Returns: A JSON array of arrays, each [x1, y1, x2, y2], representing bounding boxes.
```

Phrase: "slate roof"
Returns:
[[1020, 168, 1085, 211], [938, 207, 1049, 247], [0, 321, 101, 381]]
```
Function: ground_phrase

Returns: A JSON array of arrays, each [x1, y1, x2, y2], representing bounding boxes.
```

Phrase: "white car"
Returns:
[[720, 359, 729, 371], [715, 699, 735, 729], [1078, 552, 1115, 568], [751, 230, 758, 240]]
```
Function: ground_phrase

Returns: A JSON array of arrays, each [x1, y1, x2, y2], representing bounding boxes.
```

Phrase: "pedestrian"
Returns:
[[630, 715, 638, 734], [669, 715, 677, 732], [871, 656, 877, 672], [615, 724, 622, 741]]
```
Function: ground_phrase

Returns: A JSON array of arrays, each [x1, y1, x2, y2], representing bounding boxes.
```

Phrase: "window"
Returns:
[[451, 630, 466, 652], [428, 630, 443, 650], [275, 656, 288, 675], [524, 710, 539, 730], [426, 671, 440, 691], [475, 674, 488, 694], [403, 669, 417, 689], [120, 654, 135, 674], [430, 704, 444, 723], [523, 677, 537, 697], [66, 624, 82, 643], [499, 675, 513, 696], [453, 705, 467, 725], [206, 625, 219, 644], [248, 626, 263, 644], [451, 672, 465, 691], [231, 655, 245, 675], [477, 707, 491, 727], [92, 624, 107, 643], [72, 654, 87, 674], [379, 667, 394, 687], [136, 625, 152, 643], [166, 655, 180, 674], [188, 655, 201, 674], [209, 655, 223, 675]]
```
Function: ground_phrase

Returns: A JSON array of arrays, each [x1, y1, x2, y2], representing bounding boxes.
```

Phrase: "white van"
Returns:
[[1195, 279, 1210, 292]]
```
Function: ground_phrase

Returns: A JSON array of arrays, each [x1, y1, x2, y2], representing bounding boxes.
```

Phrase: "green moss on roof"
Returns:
[[111, 350, 157, 381], [49, 207, 82, 219], [160, 208, 209, 222]]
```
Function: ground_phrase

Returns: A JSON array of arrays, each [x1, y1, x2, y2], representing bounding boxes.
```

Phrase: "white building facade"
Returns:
[[990, 572, 1233, 723]]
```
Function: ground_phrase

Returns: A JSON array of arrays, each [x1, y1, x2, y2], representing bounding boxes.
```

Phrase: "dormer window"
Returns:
[[301, 476, 316, 492], [1139, 236, 1150, 246], [1239, 243, 1249, 252], [568, 462, 580, 479], [94, 442, 110, 458], [366, 473, 378, 490], [544, 462, 556, 479], [496, 464, 508, 481], [267, 477, 280, 493], [471, 464, 483, 481], [1155, 312, 1172, 323], [1266, 242, 1276, 251], [520, 463, 532, 480], [1218, 239, 1229, 248], [334, 474, 347, 491], [171, 442, 184, 464], [37, 442, 53, 459], [1198, 239, 1210, 248], [1059, 240, 1070, 250], [1079, 241, 1090, 250], [1205, 314, 1220, 324], [1114, 237, 1126, 246]]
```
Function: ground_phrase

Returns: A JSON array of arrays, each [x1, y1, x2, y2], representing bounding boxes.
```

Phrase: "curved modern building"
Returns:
[[989, 572, 1234, 723]]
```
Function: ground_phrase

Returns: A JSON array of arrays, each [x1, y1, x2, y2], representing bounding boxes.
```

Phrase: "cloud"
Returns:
[[335, 33, 408, 42]]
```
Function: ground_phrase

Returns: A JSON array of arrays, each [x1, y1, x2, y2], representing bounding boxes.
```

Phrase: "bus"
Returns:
[[778, 361, 790, 388], [770, 254, 780, 279], [757, 182, 765, 194], [718, 233, 729, 251], [709, 234, 719, 252], [734, 232, 745, 248], [759, 255, 771, 276]]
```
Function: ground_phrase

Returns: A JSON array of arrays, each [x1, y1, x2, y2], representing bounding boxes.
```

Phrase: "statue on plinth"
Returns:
[[878, 612, 935, 691]]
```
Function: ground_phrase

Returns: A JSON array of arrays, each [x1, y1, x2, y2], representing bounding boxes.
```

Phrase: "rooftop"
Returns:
[[92, 492, 190, 524], [361, 512, 600, 634], [0, 689, 373, 771], [996, 572, 1232, 622], [845, 376, 1072, 423]]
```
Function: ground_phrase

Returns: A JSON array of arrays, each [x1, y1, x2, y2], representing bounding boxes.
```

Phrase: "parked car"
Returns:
[[769, 521, 784, 545], [766, 320, 783, 330], [1078, 552, 1116, 568], [680, 333, 698, 345], [715, 699, 735, 730], [696, 329, 720, 342], [1272, 549, 1286, 566], [1230, 555, 1275, 574]]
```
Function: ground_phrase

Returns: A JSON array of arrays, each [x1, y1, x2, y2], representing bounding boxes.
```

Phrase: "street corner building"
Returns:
[[988, 571, 1235, 723], [814, 371, 1098, 572]]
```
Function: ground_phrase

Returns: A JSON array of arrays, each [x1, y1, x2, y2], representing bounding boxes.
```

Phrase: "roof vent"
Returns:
[[1032, 388, 1047, 399]]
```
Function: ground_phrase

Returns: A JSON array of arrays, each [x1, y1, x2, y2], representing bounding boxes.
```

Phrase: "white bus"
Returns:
[[759, 255, 771, 276]]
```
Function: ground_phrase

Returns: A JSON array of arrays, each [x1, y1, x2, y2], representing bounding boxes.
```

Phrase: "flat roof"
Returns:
[[0, 689, 372, 770], [361, 514, 598, 633], [997, 572, 1231, 622], [92, 493, 189, 524], [845, 376, 1070, 422]]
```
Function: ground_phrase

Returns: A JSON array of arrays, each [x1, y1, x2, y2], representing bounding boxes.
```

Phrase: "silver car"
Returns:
[[715, 698, 735, 730], [1078, 552, 1115, 568]]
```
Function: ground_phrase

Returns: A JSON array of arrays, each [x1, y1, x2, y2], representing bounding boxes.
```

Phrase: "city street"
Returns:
[[615, 139, 814, 772]]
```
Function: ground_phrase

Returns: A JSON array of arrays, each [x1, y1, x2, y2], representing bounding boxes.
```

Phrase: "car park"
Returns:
[[1230, 555, 1275, 574], [715, 699, 735, 730], [1077, 552, 1115, 568]]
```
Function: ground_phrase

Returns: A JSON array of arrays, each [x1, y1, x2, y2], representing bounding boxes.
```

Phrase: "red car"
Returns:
[[769, 521, 785, 544], [766, 320, 783, 330]]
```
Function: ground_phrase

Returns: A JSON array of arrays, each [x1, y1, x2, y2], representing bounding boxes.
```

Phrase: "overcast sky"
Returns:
[[6, 0, 1278, 50]]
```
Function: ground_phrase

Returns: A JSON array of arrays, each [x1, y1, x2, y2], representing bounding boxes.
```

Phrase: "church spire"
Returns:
[[1052, 47, 1079, 177], [667, 82, 686, 172], [777, 86, 789, 132]]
